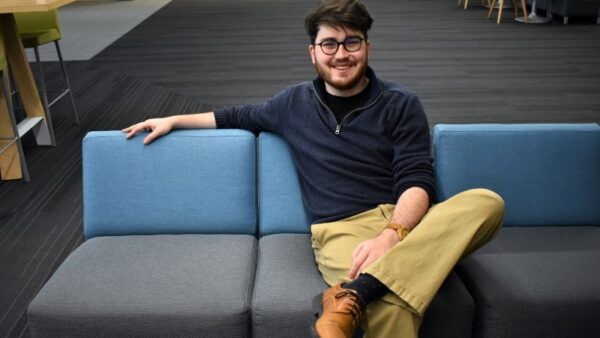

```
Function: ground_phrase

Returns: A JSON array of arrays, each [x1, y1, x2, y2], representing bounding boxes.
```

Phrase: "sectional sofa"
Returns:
[[28, 123, 600, 338], [528, 0, 600, 24]]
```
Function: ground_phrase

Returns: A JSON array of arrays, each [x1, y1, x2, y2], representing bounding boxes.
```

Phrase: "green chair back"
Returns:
[[14, 10, 61, 35], [14, 10, 62, 48]]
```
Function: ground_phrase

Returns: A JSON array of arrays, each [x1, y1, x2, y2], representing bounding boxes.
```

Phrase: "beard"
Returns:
[[314, 58, 368, 92]]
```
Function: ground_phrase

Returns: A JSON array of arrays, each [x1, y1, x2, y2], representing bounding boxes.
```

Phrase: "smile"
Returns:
[[332, 64, 353, 71]]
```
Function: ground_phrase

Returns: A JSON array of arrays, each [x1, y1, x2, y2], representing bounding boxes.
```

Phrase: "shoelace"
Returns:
[[334, 290, 365, 325]]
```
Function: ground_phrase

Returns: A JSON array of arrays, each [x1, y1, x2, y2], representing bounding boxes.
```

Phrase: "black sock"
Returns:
[[342, 273, 389, 306]]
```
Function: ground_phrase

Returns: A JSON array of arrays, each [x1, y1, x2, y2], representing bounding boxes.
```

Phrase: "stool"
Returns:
[[14, 9, 79, 140], [0, 54, 29, 181]]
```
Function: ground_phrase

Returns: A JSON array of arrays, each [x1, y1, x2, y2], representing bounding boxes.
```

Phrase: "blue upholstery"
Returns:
[[257, 133, 311, 235], [29, 124, 600, 338], [434, 124, 600, 227], [83, 130, 257, 238]]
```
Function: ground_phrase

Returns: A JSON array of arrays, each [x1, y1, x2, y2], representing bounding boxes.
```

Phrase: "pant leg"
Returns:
[[364, 298, 421, 338], [311, 205, 388, 287], [311, 205, 420, 338], [311, 188, 504, 337], [363, 188, 505, 316]]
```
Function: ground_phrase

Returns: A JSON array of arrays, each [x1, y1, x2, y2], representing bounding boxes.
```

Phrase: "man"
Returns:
[[123, 1, 504, 337]]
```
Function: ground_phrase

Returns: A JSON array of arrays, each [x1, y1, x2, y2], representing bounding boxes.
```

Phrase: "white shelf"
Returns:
[[17, 116, 44, 138]]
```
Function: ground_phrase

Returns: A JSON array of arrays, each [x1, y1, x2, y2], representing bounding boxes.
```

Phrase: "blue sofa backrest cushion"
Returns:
[[433, 124, 600, 227], [258, 133, 311, 235], [83, 130, 257, 238]]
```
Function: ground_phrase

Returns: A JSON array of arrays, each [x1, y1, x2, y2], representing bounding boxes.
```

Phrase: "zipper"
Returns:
[[313, 86, 383, 135]]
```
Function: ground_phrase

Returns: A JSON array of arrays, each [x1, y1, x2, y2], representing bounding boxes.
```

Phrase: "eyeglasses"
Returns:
[[313, 36, 365, 55]]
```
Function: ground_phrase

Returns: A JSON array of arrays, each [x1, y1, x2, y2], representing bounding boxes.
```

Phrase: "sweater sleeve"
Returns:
[[390, 94, 436, 204], [213, 87, 292, 134]]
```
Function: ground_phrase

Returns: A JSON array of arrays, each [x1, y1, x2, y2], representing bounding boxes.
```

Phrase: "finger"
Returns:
[[124, 122, 143, 132], [126, 128, 140, 139], [143, 129, 162, 145], [349, 250, 367, 279], [348, 261, 358, 280], [356, 256, 376, 276], [351, 244, 364, 262], [126, 123, 149, 139]]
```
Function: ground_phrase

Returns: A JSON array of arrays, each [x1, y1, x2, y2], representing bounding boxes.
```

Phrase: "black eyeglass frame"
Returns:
[[313, 36, 365, 55]]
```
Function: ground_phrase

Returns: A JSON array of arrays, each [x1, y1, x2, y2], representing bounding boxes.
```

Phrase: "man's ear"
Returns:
[[309, 44, 316, 64], [366, 40, 372, 59]]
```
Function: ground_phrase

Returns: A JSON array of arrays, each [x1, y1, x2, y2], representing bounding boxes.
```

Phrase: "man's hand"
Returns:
[[122, 117, 175, 145], [348, 228, 399, 279]]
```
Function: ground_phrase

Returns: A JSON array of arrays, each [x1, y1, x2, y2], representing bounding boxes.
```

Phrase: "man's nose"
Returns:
[[334, 44, 350, 59]]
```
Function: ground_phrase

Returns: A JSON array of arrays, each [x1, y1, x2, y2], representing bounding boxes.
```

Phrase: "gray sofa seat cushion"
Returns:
[[252, 234, 474, 338], [251, 233, 328, 338], [456, 226, 600, 338], [420, 271, 475, 338], [28, 234, 257, 338]]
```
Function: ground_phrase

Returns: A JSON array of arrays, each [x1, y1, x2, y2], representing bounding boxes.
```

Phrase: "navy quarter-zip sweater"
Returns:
[[214, 67, 435, 224]]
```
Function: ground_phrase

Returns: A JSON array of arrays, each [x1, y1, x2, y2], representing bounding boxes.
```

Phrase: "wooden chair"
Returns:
[[488, 0, 529, 23], [459, 0, 492, 10]]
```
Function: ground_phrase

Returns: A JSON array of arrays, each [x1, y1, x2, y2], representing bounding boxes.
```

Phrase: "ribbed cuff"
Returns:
[[212, 109, 229, 129]]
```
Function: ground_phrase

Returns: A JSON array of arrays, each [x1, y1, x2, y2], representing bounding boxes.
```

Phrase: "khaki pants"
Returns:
[[311, 189, 505, 338]]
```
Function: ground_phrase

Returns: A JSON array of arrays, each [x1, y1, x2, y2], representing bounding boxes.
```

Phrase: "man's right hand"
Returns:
[[122, 117, 175, 145]]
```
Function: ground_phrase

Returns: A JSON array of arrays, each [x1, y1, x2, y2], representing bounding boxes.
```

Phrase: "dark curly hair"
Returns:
[[305, 0, 374, 44]]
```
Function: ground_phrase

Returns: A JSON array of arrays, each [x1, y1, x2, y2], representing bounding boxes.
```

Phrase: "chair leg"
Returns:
[[521, 0, 529, 22], [488, 0, 497, 18], [513, 0, 519, 18], [1, 70, 29, 181], [33, 47, 56, 146], [54, 41, 79, 124], [497, 0, 504, 23], [464, 0, 469, 9]]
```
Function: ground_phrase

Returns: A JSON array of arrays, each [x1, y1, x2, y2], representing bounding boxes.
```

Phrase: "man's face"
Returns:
[[309, 24, 371, 96]]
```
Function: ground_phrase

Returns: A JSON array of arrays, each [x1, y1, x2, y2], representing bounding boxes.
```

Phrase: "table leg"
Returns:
[[0, 70, 22, 180], [0, 14, 54, 146], [515, 0, 551, 23]]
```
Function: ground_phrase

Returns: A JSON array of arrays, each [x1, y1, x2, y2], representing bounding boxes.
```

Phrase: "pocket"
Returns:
[[310, 223, 324, 249]]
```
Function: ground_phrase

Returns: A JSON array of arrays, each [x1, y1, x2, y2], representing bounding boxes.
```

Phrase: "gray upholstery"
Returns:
[[420, 272, 475, 338], [530, 0, 600, 18], [456, 227, 600, 338], [28, 235, 257, 338], [251, 234, 328, 337], [252, 234, 475, 338]]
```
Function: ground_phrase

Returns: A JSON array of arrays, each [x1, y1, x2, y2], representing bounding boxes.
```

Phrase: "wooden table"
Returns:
[[0, 0, 74, 180]]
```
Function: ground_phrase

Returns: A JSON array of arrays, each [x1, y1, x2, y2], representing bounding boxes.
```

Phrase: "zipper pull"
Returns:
[[335, 125, 341, 135]]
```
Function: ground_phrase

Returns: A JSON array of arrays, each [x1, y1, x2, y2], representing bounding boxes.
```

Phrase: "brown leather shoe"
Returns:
[[313, 283, 365, 338]]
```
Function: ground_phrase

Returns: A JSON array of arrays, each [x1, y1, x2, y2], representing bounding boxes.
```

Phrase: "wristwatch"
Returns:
[[386, 222, 410, 241]]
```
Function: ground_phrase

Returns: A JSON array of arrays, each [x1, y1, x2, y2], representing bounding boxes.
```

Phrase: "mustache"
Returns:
[[330, 60, 353, 66]]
